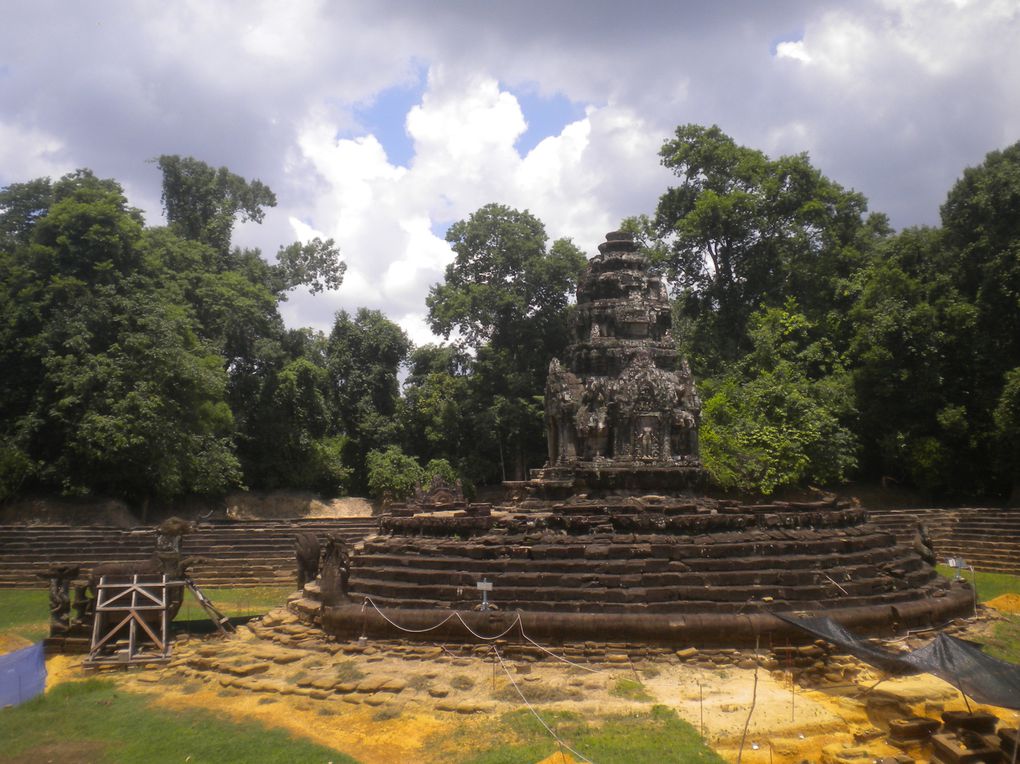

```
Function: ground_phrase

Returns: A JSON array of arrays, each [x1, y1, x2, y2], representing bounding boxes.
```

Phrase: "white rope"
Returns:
[[364, 597, 458, 633], [362, 597, 600, 671], [520, 632, 599, 673], [493, 645, 594, 764], [453, 610, 523, 641]]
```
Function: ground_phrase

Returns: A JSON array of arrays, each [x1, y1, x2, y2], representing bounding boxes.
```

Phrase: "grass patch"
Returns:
[[0, 585, 293, 647], [0, 678, 355, 763], [935, 566, 1020, 603], [334, 659, 365, 682], [372, 705, 402, 721], [177, 585, 292, 619], [0, 589, 49, 643], [455, 705, 724, 764], [609, 677, 653, 702], [407, 674, 432, 691], [983, 614, 1020, 664], [492, 681, 574, 704], [450, 674, 475, 691]]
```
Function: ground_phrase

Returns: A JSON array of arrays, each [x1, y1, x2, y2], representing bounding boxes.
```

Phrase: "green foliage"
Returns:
[[328, 308, 411, 491], [426, 204, 585, 481], [275, 236, 346, 295], [156, 154, 276, 255], [0, 679, 355, 763], [610, 677, 654, 702], [0, 444, 34, 502], [0, 174, 242, 501], [700, 302, 857, 494], [423, 457, 459, 486], [366, 445, 424, 500], [0, 158, 350, 502], [653, 124, 877, 374]]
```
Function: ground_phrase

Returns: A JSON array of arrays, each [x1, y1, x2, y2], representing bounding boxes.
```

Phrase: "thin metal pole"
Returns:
[[700, 683, 704, 737]]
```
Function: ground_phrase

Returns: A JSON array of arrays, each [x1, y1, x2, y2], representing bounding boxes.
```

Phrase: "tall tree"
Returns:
[[327, 308, 410, 491], [0, 172, 240, 502], [426, 204, 585, 480], [156, 155, 277, 256], [652, 124, 881, 374], [849, 141, 1020, 496]]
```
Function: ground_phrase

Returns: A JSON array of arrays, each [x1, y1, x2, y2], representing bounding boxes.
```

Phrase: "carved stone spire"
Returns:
[[542, 231, 703, 491]]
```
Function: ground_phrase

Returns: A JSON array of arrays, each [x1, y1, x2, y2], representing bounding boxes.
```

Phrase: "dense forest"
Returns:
[[1, 126, 1019, 505]]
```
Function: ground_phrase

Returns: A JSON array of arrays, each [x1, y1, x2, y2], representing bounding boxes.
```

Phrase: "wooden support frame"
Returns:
[[84, 574, 182, 667]]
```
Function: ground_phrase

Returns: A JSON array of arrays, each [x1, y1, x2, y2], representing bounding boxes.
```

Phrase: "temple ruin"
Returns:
[[308, 231, 975, 647]]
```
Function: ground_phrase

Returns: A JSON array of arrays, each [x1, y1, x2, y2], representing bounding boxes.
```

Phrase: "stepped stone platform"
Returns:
[[0, 518, 378, 588], [869, 506, 1020, 575], [320, 494, 973, 647]]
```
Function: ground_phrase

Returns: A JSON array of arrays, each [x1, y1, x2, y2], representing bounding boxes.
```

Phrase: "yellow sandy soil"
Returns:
[[0, 633, 32, 654], [33, 610, 1020, 764], [985, 592, 1020, 614]]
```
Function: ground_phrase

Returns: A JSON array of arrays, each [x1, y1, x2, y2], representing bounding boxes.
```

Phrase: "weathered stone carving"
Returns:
[[541, 232, 703, 492], [319, 534, 352, 604], [914, 521, 937, 567], [414, 474, 466, 509], [39, 565, 79, 636], [295, 532, 321, 590]]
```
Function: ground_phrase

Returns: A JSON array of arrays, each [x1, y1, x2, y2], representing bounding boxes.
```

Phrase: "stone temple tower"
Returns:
[[538, 231, 705, 493], [315, 229, 974, 647]]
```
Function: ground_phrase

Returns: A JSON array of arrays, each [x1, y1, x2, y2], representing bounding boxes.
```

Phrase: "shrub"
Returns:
[[366, 445, 423, 500]]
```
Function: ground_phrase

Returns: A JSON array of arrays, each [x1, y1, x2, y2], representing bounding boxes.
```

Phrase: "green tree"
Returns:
[[151, 156, 348, 493], [399, 344, 475, 475], [0, 173, 241, 502], [156, 155, 276, 255], [848, 227, 981, 492], [426, 203, 586, 480], [653, 124, 881, 374], [366, 445, 423, 501], [328, 308, 411, 491], [700, 301, 857, 494]]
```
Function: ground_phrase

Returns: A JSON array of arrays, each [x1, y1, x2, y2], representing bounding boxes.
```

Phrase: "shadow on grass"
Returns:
[[0, 679, 357, 764]]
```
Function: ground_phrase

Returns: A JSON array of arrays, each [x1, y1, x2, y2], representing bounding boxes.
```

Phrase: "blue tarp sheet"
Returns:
[[0, 642, 46, 707]]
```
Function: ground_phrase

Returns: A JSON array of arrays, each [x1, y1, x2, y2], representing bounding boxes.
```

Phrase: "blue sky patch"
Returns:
[[346, 70, 427, 168], [769, 28, 805, 56], [511, 87, 586, 156]]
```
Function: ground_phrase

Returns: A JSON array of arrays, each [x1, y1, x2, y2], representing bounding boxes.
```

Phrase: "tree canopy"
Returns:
[[3, 132, 1020, 505]]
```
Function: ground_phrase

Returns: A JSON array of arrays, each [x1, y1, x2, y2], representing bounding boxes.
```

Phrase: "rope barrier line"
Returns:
[[363, 597, 458, 633], [453, 610, 523, 642], [520, 633, 599, 673], [361, 597, 599, 672], [493, 645, 594, 764]]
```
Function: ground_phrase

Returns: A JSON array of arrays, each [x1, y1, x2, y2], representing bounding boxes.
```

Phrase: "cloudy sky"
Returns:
[[2, 1, 1018, 345]]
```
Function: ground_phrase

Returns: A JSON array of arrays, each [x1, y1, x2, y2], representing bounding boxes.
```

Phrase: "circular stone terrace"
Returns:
[[313, 494, 974, 648]]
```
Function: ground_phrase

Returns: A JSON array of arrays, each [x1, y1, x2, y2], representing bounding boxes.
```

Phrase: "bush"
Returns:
[[423, 457, 459, 486], [366, 445, 423, 500], [0, 444, 34, 501]]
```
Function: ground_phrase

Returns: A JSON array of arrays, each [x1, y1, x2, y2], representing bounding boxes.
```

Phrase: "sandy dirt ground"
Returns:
[[986, 592, 1020, 614], [34, 605, 1020, 764]]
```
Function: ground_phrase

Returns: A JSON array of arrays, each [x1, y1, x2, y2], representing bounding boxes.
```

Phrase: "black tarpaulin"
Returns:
[[773, 612, 1020, 709]]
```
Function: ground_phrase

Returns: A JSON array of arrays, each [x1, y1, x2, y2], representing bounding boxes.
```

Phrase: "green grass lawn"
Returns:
[[0, 589, 51, 644], [0, 585, 293, 646], [0, 678, 355, 764], [934, 565, 1020, 603], [449, 706, 725, 764]]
